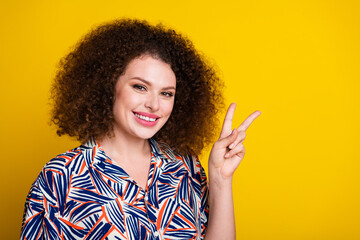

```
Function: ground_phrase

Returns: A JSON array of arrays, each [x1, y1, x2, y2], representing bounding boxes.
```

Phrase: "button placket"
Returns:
[[143, 190, 151, 221]]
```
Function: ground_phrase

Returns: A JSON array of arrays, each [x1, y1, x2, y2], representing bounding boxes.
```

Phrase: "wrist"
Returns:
[[208, 168, 233, 192]]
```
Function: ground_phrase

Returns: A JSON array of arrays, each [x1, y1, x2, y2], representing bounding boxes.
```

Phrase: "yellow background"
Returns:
[[1, 0, 359, 239]]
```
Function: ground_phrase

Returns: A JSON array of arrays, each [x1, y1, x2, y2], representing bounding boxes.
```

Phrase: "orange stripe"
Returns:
[[96, 139, 101, 148], [115, 198, 124, 215], [79, 160, 86, 174], [162, 165, 183, 174], [102, 206, 111, 223], [23, 210, 44, 230], [176, 211, 196, 229], [69, 201, 98, 219], [45, 169, 64, 176], [133, 194, 143, 205], [181, 158, 191, 173], [43, 221, 50, 239], [164, 206, 180, 233], [166, 227, 193, 231], [44, 198, 48, 212], [59, 217, 84, 230], [145, 201, 156, 209], [28, 198, 42, 202], [159, 182, 176, 188], [84, 215, 104, 239], [61, 156, 72, 161], [156, 198, 170, 230], [130, 188, 141, 205], [65, 151, 81, 166], [47, 212, 62, 237], [92, 146, 96, 160]]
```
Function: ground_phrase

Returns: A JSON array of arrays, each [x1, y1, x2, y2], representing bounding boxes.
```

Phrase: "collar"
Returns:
[[148, 138, 178, 163], [81, 137, 178, 170]]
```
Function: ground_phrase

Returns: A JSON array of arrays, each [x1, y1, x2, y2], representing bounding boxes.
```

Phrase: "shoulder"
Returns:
[[41, 145, 85, 175], [151, 139, 208, 207], [32, 145, 89, 194], [151, 139, 204, 178]]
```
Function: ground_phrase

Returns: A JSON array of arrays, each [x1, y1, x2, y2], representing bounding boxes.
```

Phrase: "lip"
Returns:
[[133, 111, 159, 127], [133, 112, 160, 119]]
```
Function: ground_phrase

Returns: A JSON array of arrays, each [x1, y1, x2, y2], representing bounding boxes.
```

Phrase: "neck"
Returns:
[[99, 131, 151, 164]]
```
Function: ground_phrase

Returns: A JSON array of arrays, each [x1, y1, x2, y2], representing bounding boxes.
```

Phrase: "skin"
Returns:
[[100, 55, 176, 189], [101, 54, 261, 239], [205, 103, 261, 240]]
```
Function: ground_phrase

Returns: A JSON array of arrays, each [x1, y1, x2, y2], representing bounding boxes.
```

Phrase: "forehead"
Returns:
[[122, 55, 176, 87]]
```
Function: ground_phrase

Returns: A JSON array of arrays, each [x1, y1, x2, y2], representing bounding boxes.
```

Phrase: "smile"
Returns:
[[134, 113, 157, 122], [133, 112, 160, 127]]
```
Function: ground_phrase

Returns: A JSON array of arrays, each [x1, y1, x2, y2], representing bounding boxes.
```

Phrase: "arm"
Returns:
[[21, 181, 46, 239], [205, 172, 235, 240], [204, 103, 261, 240], [21, 169, 63, 240]]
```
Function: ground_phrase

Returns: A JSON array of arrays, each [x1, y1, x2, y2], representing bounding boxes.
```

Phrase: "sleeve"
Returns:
[[192, 155, 209, 239], [20, 170, 62, 240]]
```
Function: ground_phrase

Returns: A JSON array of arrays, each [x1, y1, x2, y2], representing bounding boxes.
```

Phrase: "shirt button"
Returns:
[[154, 231, 159, 237], [144, 195, 148, 202]]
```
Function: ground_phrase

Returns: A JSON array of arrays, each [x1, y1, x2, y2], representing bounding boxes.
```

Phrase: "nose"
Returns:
[[145, 93, 160, 112]]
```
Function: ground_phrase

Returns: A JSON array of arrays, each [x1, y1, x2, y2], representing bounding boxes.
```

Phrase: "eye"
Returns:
[[133, 84, 147, 91], [161, 91, 174, 97]]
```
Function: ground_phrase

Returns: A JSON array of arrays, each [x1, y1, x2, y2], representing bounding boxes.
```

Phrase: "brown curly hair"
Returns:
[[51, 19, 224, 156]]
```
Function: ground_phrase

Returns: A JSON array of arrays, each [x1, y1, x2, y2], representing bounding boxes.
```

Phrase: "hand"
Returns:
[[209, 103, 261, 179]]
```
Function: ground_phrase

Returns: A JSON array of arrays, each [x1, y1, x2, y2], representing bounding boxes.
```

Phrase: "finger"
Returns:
[[228, 130, 246, 149], [237, 110, 261, 131], [221, 152, 244, 177], [235, 152, 245, 162], [220, 103, 237, 139], [228, 150, 245, 171], [225, 143, 245, 158], [217, 128, 238, 149]]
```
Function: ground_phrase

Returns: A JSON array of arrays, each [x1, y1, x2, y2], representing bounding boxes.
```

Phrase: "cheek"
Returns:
[[116, 88, 140, 109], [163, 100, 175, 117]]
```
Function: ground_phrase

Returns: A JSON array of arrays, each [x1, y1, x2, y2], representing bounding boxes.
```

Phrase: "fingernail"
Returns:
[[225, 153, 230, 158], [229, 143, 234, 149]]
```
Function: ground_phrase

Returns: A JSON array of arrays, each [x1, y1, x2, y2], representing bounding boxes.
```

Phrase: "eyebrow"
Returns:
[[131, 77, 176, 90]]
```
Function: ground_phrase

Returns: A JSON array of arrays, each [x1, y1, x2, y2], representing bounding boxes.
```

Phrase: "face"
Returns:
[[112, 54, 176, 141]]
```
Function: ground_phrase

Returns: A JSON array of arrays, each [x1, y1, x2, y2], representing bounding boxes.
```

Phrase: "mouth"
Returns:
[[133, 112, 159, 121], [133, 112, 160, 126]]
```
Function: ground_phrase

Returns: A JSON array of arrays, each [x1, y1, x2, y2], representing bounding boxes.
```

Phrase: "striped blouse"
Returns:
[[21, 138, 209, 239]]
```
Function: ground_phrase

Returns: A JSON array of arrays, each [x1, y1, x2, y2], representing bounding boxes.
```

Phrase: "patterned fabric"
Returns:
[[21, 138, 209, 239]]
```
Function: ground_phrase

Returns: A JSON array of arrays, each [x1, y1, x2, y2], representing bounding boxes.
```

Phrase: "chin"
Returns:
[[132, 127, 162, 140], [131, 119, 167, 139]]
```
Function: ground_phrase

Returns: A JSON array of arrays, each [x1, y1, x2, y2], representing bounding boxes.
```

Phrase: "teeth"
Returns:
[[135, 113, 157, 122]]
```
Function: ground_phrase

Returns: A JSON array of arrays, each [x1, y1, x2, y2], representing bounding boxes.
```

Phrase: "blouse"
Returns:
[[21, 138, 209, 239]]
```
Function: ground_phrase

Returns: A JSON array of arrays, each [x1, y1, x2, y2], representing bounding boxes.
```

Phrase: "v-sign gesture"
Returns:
[[209, 103, 261, 179], [205, 103, 261, 240]]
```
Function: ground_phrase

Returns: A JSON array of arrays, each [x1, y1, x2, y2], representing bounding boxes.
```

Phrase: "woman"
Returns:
[[21, 19, 260, 239]]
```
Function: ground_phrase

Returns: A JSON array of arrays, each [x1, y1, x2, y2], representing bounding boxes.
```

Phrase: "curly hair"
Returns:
[[51, 19, 224, 156]]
